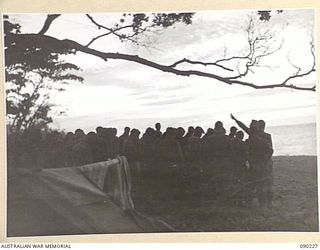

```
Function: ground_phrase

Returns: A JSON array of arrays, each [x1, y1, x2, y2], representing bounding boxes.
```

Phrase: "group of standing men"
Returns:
[[119, 114, 274, 210], [7, 113, 274, 210]]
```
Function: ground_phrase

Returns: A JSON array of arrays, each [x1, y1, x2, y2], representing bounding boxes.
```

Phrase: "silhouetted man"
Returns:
[[175, 127, 186, 157], [258, 120, 273, 150], [175, 127, 186, 142], [185, 126, 204, 174], [228, 126, 238, 138], [230, 130, 248, 182], [202, 128, 214, 140], [184, 126, 195, 139], [140, 127, 156, 166], [201, 122, 232, 197], [154, 127, 185, 200], [71, 128, 92, 166], [257, 119, 274, 209], [213, 121, 226, 135], [123, 128, 141, 176], [107, 128, 120, 159], [181, 126, 195, 155], [202, 121, 228, 162], [86, 131, 107, 163], [229, 130, 249, 205], [154, 127, 184, 172], [236, 130, 244, 139], [155, 122, 162, 138], [95, 126, 104, 136], [231, 114, 274, 210], [75, 128, 86, 137], [119, 127, 130, 153]]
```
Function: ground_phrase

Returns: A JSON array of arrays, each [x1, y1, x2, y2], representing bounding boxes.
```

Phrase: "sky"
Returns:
[[6, 9, 317, 134]]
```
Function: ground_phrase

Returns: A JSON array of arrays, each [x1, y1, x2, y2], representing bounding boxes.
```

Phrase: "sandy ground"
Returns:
[[132, 156, 319, 232]]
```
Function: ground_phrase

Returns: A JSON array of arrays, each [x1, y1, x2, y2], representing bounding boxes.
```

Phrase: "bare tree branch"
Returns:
[[227, 39, 284, 80], [85, 14, 150, 46], [86, 31, 113, 47], [38, 14, 61, 35], [169, 18, 285, 78], [287, 54, 302, 76], [281, 68, 315, 86], [283, 37, 316, 86], [8, 33, 315, 92], [169, 58, 233, 71], [217, 15, 286, 81], [215, 55, 250, 64]]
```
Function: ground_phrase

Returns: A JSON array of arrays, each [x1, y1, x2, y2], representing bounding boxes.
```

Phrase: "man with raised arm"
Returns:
[[230, 114, 274, 212], [230, 113, 251, 135]]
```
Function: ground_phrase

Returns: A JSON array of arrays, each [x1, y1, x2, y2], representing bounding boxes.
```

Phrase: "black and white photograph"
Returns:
[[4, 9, 318, 237]]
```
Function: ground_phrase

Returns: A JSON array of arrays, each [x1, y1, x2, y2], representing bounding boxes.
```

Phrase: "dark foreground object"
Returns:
[[7, 158, 173, 237]]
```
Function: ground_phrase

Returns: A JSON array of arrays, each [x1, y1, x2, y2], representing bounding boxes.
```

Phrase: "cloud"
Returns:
[[142, 96, 194, 106], [10, 10, 316, 133]]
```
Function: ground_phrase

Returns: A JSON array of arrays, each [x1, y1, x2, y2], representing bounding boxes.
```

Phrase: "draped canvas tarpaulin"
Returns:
[[7, 156, 174, 237]]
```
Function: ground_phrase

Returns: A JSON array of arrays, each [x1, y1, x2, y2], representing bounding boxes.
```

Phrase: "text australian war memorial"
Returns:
[[4, 9, 318, 236]]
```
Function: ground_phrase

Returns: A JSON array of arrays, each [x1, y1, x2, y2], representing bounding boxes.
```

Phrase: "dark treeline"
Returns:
[[7, 115, 274, 208]]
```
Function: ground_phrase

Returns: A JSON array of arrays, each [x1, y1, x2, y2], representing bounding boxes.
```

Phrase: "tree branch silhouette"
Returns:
[[169, 58, 234, 72], [7, 33, 316, 91], [38, 14, 61, 35], [7, 13, 317, 93]]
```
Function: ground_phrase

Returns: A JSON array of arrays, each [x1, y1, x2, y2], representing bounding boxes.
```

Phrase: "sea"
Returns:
[[267, 123, 317, 156]]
